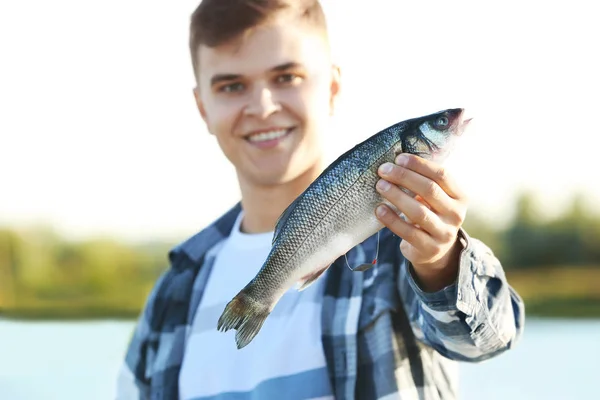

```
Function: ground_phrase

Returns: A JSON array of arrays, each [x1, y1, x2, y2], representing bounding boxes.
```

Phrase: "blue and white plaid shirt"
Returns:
[[117, 202, 525, 399]]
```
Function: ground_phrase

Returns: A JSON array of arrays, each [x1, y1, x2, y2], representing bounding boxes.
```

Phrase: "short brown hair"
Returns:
[[188, 0, 329, 81]]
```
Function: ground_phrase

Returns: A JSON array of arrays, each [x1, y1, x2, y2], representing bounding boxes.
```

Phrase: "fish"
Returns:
[[217, 108, 471, 349]]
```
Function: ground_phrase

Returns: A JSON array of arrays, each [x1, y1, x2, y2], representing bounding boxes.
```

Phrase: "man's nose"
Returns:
[[244, 86, 281, 119]]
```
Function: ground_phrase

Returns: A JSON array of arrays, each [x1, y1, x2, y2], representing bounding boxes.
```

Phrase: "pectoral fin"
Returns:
[[297, 265, 330, 291]]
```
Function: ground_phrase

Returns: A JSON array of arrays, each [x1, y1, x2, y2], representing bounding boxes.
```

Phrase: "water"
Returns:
[[0, 318, 598, 399], [457, 318, 600, 399]]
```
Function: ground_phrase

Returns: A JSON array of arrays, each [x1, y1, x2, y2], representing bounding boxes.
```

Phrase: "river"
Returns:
[[0, 318, 598, 399]]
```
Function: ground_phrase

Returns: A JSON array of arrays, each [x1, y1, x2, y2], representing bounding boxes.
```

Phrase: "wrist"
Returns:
[[410, 236, 463, 292]]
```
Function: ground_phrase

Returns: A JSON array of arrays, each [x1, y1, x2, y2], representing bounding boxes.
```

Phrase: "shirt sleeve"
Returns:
[[397, 228, 525, 362], [115, 361, 145, 399], [115, 271, 170, 399]]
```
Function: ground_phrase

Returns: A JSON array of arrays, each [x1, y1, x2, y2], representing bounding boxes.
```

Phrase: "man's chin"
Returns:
[[253, 171, 297, 187], [238, 154, 324, 189], [242, 166, 311, 188]]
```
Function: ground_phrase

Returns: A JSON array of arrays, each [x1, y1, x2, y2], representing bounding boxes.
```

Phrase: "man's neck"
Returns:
[[237, 162, 324, 234]]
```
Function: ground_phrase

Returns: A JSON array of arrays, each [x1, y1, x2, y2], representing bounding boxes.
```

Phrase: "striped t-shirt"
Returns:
[[178, 211, 334, 400]]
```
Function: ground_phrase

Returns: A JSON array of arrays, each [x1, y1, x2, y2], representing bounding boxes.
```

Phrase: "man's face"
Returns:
[[194, 18, 340, 187]]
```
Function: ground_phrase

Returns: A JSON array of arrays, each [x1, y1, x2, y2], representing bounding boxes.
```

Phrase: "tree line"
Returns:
[[0, 191, 598, 317], [463, 191, 600, 269]]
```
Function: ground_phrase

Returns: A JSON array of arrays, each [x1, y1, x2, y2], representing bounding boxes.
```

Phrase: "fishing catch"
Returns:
[[217, 108, 471, 349]]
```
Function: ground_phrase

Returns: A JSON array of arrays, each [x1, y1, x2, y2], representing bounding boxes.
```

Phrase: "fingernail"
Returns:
[[376, 205, 387, 217], [379, 163, 393, 174], [376, 179, 391, 192], [396, 154, 408, 165]]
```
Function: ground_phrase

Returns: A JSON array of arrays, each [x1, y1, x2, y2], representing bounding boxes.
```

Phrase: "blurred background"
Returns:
[[1, 0, 599, 399]]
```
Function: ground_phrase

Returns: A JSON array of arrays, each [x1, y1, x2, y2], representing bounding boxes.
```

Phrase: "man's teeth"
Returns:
[[247, 129, 289, 143]]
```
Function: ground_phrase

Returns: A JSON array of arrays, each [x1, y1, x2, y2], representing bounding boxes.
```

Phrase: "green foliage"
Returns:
[[1, 190, 599, 319], [0, 226, 174, 318], [464, 191, 600, 269]]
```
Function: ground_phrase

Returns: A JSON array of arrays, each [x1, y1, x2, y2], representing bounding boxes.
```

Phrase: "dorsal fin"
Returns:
[[272, 196, 302, 245]]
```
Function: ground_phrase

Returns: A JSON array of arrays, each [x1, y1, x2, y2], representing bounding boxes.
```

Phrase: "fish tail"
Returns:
[[217, 291, 270, 349]]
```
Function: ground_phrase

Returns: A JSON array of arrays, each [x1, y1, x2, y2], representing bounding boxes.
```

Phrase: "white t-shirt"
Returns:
[[179, 211, 334, 400]]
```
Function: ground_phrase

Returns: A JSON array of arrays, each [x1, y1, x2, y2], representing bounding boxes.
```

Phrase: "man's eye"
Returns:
[[276, 73, 301, 84], [219, 82, 244, 93]]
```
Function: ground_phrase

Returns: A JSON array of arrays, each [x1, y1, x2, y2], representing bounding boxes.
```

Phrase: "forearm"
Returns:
[[398, 229, 525, 362]]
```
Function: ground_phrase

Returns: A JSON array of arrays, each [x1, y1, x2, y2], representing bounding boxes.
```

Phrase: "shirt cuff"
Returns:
[[404, 228, 472, 312]]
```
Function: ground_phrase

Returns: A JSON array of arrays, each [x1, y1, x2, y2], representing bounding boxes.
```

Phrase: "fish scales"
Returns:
[[217, 108, 470, 349], [244, 126, 404, 307]]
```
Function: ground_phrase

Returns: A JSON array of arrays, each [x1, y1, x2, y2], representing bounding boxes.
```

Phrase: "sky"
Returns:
[[1, 0, 599, 243]]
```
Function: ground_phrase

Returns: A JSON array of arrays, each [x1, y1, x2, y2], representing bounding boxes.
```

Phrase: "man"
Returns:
[[116, 0, 525, 399]]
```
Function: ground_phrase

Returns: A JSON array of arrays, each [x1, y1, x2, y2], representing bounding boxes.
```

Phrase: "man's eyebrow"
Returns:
[[210, 74, 241, 86], [209, 63, 302, 86], [271, 62, 303, 72]]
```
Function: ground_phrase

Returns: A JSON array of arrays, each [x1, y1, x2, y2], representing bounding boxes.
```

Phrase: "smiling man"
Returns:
[[116, 1, 525, 399]]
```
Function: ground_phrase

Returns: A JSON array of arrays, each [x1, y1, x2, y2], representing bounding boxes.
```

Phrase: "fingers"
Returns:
[[375, 153, 467, 270], [375, 179, 455, 242], [395, 154, 465, 200], [375, 203, 438, 253], [377, 156, 466, 226]]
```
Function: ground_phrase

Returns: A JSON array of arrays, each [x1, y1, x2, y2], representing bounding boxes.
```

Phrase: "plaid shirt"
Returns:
[[117, 202, 525, 400]]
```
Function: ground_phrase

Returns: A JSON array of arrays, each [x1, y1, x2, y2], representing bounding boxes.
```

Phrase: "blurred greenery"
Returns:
[[0, 227, 173, 319], [1, 191, 599, 320]]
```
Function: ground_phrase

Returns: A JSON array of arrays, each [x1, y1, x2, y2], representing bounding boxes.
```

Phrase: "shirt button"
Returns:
[[474, 323, 485, 334]]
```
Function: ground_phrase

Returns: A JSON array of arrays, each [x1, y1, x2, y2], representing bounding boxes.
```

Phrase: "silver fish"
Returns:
[[217, 108, 471, 349]]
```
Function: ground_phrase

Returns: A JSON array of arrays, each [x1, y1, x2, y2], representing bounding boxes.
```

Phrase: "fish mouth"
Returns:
[[456, 108, 473, 135]]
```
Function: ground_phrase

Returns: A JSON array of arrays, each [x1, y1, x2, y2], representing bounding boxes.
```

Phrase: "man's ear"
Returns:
[[193, 87, 210, 127], [329, 64, 342, 115]]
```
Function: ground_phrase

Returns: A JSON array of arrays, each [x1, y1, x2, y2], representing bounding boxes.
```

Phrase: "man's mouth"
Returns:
[[245, 127, 294, 146]]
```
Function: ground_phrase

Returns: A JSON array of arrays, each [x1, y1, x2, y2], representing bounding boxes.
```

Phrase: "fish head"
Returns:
[[401, 108, 471, 163]]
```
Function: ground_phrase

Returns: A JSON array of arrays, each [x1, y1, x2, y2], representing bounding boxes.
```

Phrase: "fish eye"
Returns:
[[435, 116, 449, 127]]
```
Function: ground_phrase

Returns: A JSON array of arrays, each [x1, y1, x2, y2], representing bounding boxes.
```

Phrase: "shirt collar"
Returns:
[[168, 202, 242, 269]]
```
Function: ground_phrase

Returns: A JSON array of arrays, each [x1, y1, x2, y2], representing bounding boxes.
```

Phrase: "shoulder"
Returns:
[[121, 202, 243, 388], [168, 202, 242, 266], [142, 202, 243, 322]]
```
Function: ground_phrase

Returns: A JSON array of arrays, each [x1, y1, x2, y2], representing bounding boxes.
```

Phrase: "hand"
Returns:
[[374, 154, 468, 291]]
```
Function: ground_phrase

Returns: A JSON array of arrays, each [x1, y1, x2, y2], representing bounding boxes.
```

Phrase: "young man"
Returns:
[[117, 0, 525, 399]]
